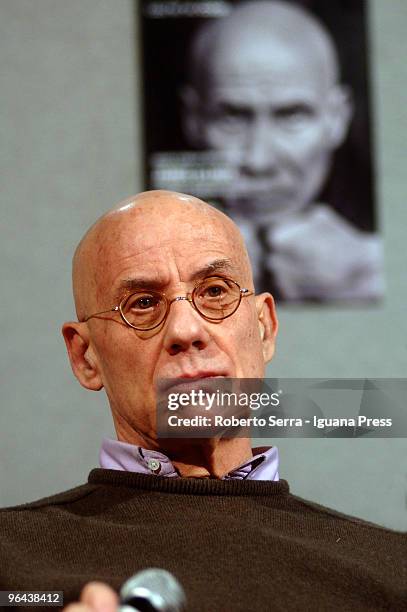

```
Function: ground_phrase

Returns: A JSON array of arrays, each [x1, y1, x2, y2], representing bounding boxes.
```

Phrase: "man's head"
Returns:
[[63, 190, 277, 449], [182, 0, 353, 222]]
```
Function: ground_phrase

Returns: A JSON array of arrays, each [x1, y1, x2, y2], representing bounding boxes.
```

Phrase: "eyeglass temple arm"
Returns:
[[83, 306, 119, 322]]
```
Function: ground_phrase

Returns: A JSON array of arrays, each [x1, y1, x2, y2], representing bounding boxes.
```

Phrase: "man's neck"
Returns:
[[168, 437, 254, 478], [116, 425, 253, 479]]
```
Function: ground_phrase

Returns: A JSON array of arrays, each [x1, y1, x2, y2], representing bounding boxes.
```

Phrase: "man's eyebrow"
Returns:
[[114, 259, 236, 299], [190, 258, 236, 280], [115, 277, 165, 299]]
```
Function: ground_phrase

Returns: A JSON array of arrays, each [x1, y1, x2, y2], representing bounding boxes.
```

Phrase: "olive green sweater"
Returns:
[[0, 469, 406, 611]]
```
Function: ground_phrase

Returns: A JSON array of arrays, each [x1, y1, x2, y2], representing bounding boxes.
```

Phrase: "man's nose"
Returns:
[[241, 115, 278, 176], [162, 297, 211, 356]]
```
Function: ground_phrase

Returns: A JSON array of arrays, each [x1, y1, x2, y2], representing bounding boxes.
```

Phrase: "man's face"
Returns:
[[187, 35, 348, 223], [80, 197, 274, 445]]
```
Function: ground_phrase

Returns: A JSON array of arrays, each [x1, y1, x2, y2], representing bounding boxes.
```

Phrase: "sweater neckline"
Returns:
[[88, 468, 289, 497]]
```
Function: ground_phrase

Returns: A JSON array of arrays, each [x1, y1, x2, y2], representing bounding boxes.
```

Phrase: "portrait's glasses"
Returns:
[[83, 276, 253, 331]]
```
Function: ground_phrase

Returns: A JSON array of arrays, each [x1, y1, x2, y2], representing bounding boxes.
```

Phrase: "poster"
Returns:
[[140, 0, 383, 303]]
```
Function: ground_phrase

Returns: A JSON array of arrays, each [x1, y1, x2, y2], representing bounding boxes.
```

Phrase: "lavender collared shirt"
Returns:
[[100, 438, 279, 481]]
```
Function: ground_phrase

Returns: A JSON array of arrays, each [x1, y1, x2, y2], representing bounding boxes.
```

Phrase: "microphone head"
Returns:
[[120, 568, 187, 612]]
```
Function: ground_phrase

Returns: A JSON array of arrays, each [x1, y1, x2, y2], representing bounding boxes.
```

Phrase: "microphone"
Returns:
[[119, 568, 187, 612]]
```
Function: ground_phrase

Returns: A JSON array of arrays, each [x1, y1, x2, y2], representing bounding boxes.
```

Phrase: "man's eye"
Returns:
[[273, 104, 314, 126], [132, 296, 160, 310], [211, 105, 252, 132], [204, 285, 225, 298]]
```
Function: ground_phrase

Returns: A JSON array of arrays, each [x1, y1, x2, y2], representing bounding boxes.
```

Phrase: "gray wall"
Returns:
[[0, 0, 406, 530]]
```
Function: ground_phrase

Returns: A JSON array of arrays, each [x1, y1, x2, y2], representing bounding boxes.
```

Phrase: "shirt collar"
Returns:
[[99, 438, 279, 481]]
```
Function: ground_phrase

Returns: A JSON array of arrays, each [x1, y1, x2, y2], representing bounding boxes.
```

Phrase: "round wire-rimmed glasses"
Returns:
[[83, 276, 254, 331]]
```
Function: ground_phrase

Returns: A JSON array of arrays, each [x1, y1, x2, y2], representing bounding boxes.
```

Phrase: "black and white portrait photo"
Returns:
[[140, 0, 383, 303]]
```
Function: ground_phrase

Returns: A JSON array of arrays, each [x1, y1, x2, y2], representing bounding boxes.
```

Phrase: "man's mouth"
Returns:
[[156, 373, 227, 396]]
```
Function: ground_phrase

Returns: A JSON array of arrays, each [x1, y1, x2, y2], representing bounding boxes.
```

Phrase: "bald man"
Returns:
[[182, 0, 382, 300], [66, 190, 275, 477], [0, 191, 404, 611]]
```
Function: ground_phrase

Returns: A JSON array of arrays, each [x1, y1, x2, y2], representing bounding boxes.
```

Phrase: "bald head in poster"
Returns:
[[181, 1, 382, 301], [182, 0, 352, 222]]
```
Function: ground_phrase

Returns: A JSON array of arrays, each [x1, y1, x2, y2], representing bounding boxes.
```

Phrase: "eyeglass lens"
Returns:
[[120, 277, 242, 329]]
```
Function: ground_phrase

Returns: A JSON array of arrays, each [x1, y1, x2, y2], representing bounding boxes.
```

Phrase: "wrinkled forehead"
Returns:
[[98, 205, 238, 256], [208, 34, 330, 94], [93, 205, 250, 294]]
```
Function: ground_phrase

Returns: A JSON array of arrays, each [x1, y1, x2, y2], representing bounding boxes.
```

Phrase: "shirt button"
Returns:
[[147, 458, 161, 473]]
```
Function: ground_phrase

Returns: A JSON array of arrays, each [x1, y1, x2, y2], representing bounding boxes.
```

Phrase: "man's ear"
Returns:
[[179, 84, 204, 147], [255, 293, 278, 364], [62, 322, 103, 391], [326, 84, 354, 148]]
